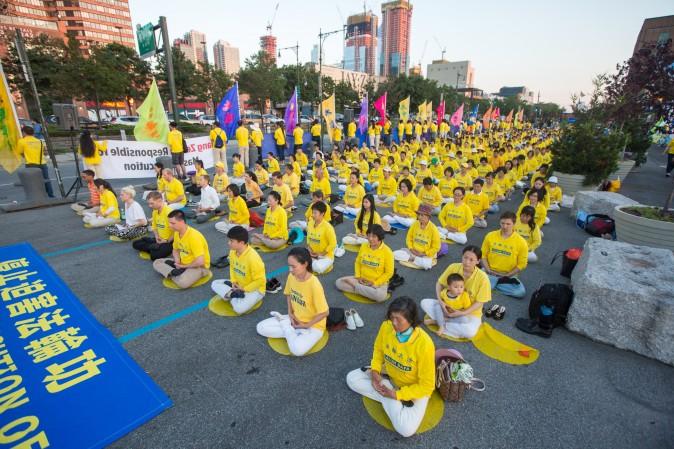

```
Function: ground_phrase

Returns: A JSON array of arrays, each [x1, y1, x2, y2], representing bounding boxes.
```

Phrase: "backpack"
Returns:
[[182, 138, 189, 152], [585, 214, 615, 237], [214, 130, 225, 148], [327, 307, 346, 331], [528, 283, 574, 328], [249, 211, 264, 228]]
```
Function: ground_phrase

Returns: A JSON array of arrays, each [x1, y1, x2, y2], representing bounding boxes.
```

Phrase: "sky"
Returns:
[[129, 0, 672, 109]]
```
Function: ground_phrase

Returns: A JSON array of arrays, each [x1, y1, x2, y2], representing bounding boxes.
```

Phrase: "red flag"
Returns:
[[373, 92, 387, 126], [482, 106, 492, 129], [436, 100, 445, 127], [450, 103, 464, 127]]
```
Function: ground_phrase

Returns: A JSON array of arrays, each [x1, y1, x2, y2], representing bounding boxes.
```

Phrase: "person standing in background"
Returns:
[[235, 120, 250, 168], [16, 126, 54, 197], [210, 121, 228, 170], [168, 122, 186, 179]]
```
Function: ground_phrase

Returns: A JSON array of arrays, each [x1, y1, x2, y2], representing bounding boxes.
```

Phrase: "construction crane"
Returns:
[[433, 36, 447, 61], [418, 39, 428, 66], [266, 3, 279, 34]]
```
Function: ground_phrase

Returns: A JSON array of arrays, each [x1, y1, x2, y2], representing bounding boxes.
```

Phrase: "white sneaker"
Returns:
[[270, 311, 283, 321], [345, 310, 357, 331], [351, 308, 364, 328]]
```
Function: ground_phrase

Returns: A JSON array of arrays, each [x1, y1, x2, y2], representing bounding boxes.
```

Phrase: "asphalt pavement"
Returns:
[[1, 145, 672, 449]]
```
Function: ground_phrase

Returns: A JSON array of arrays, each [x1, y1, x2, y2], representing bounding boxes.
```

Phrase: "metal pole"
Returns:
[[295, 42, 300, 102], [318, 28, 323, 154], [159, 16, 179, 125], [14, 29, 65, 197]]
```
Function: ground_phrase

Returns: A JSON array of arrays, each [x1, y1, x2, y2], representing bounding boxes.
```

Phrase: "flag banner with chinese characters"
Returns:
[[417, 101, 427, 122], [133, 78, 169, 144], [0, 243, 172, 449], [0, 62, 22, 174], [398, 96, 410, 123], [321, 93, 336, 144]]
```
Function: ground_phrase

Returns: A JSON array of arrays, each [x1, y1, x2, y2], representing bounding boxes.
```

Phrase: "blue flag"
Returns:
[[284, 87, 298, 133], [358, 95, 368, 134], [216, 82, 240, 139]]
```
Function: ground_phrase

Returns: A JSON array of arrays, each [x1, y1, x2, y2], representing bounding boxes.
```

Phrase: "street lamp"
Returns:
[[278, 42, 300, 100], [318, 26, 345, 153]]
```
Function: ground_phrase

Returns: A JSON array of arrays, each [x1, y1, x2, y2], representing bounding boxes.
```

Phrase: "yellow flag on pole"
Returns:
[[417, 101, 427, 121], [321, 93, 336, 143], [134, 78, 170, 143], [0, 62, 23, 174], [426, 101, 433, 122], [399, 96, 410, 123]]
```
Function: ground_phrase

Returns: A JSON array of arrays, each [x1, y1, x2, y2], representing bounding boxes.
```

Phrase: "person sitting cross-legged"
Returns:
[[481, 211, 529, 298], [306, 201, 337, 274], [335, 172, 366, 216], [336, 224, 394, 303], [211, 226, 266, 314], [161, 168, 187, 211], [152, 210, 211, 289], [392, 204, 441, 270], [437, 187, 474, 245], [184, 174, 220, 224], [465, 178, 490, 228], [215, 183, 250, 234], [133, 191, 174, 260], [105, 185, 147, 240], [250, 191, 288, 250], [382, 179, 420, 229]]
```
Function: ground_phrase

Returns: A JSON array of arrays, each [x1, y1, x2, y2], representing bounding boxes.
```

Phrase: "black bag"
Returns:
[[299, 183, 310, 195], [550, 248, 583, 278], [182, 138, 189, 152], [330, 209, 344, 225], [327, 307, 345, 329], [585, 214, 615, 237], [528, 283, 574, 328], [214, 130, 225, 148], [329, 193, 342, 204]]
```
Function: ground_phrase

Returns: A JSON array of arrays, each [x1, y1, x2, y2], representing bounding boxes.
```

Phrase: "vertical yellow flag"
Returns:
[[399, 96, 410, 123], [417, 101, 427, 121], [0, 62, 23, 174], [321, 93, 336, 144], [134, 78, 169, 143], [426, 101, 433, 122]]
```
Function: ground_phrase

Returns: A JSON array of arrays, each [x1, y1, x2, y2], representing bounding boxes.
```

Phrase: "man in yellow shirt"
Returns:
[[168, 122, 186, 179], [210, 121, 228, 169], [418, 177, 442, 214], [393, 204, 440, 270], [133, 191, 174, 260], [293, 124, 305, 151], [235, 120, 250, 168], [310, 119, 321, 147], [274, 122, 287, 160], [481, 211, 528, 298], [152, 209, 210, 289], [17, 126, 54, 197], [272, 171, 294, 211], [250, 191, 288, 249], [161, 168, 187, 210], [335, 224, 394, 302], [333, 125, 343, 150], [666, 137, 674, 177], [376, 167, 397, 204], [465, 179, 490, 228], [347, 120, 357, 145], [306, 201, 337, 274], [211, 225, 267, 313], [250, 123, 263, 165]]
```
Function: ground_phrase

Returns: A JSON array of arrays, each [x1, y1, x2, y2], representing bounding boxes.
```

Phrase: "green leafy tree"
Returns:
[[155, 46, 199, 112], [238, 51, 285, 110]]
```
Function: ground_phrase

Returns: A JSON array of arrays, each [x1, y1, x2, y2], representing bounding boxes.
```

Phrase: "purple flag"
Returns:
[[284, 88, 298, 132], [358, 95, 368, 134], [216, 82, 240, 139]]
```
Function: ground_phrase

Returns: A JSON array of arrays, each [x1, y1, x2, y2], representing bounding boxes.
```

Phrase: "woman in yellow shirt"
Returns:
[[382, 178, 419, 228], [335, 172, 365, 216], [243, 171, 263, 208], [392, 204, 441, 270], [82, 179, 120, 228], [438, 187, 474, 244], [346, 296, 436, 437], [256, 247, 329, 356], [342, 194, 389, 246], [79, 130, 106, 175], [266, 152, 281, 174], [254, 162, 270, 188], [250, 190, 288, 249], [515, 206, 542, 263], [517, 190, 548, 229], [336, 224, 395, 302], [438, 166, 458, 202], [481, 211, 529, 298], [215, 184, 250, 234]]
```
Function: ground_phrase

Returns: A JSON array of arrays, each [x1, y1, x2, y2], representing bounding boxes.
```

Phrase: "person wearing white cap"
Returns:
[[546, 176, 562, 212], [414, 160, 432, 186], [392, 204, 440, 270]]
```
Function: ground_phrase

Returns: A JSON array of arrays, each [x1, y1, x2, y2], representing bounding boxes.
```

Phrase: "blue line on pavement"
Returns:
[[118, 264, 290, 344], [43, 239, 113, 258]]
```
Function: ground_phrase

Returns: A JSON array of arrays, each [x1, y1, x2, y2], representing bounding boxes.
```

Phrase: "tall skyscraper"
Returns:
[[185, 29, 207, 65], [379, 0, 413, 77], [260, 35, 277, 64], [0, 0, 134, 53], [174, 38, 198, 65], [213, 40, 240, 75], [344, 11, 378, 75]]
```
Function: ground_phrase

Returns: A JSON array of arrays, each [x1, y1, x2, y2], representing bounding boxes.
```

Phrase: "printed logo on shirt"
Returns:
[[289, 289, 306, 307], [384, 354, 412, 372], [233, 262, 246, 278]]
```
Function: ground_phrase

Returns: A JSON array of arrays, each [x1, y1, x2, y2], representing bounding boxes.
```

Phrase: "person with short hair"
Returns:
[[215, 184, 250, 234], [336, 224, 394, 302], [161, 168, 187, 211], [392, 204, 441, 270], [212, 162, 230, 202], [382, 179, 419, 228], [250, 122, 263, 165], [282, 163, 300, 197], [210, 121, 228, 169], [466, 178, 490, 228], [376, 166, 397, 205], [438, 166, 457, 204], [211, 226, 266, 314], [254, 162, 270, 188], [274, 121, 287, 161], [82, 179, 120, 227], [168, 122, 186, 179], [293, 123, 304, 151], [185, 159, 207, 196], [256, 247, 330, 356], [305, 201, 337, 274], [184, 174, 220, 223], [133, 191, 174, 260], [272, 171, 294, 212], [288, 192, 331, 230], [250, 191, 288, 249], [105, 185, 148, 239], [346, 296, 436, 438], [483, 172, 504, 214], [153, 210, 211, 289], [481, 212, 529, 298], [235, 120, 250, 168], [438, 187, 473, 244], [230, 153, 246, 187], [16, 125, 54, 197], [517, 190, 547, 229], [71, 169, 100, 214], [418, 177, 442, 215]]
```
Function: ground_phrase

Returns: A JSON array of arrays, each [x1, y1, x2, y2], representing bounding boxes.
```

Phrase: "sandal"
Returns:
[[485, 304, 499, 318], [493, 305, 506, 320]]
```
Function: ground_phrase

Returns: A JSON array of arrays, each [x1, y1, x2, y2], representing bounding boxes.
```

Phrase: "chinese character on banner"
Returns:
[[15, 308, 70, 339], [0, 269, 37, 287], [6, 292, 58, 318], [1, 279, 46, 301], [0, 258, 29, 272], [43, 349, 107, 393], [25, 327, 88, 363]]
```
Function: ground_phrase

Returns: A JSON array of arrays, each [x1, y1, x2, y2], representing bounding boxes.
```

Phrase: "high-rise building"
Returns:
[[260, 34, 277, 64], [426, 60, 475, 89], [213, 40, 240, 75], [0, 0, 134, 53], [498, 86, 535, 104], [174, 38, 198, 65], [379, 0, 413, 77], [344, 11, 378, 75], [310, 44, 322, 64], [185, 29, 207, 65], [633, 15, 674, 55]]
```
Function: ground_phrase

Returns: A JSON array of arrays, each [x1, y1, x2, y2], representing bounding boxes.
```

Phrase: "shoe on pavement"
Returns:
[[515, 318, 553, 338], [345, 310, 357, 331], [351, 308, 364, 328], [265, 278, 282, 294]]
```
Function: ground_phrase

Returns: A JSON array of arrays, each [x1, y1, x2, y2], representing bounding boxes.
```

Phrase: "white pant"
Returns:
[[474, 217, 487, 228], [213, 148, 228, 170], [544, 216, 550, 225], [288, 220, 307, 230], [256, 315, 324, 356], [548, 203, 560, 212], [343, 234, 367, 245], [211, 279, 264, 314], [83, 213, 119, 228], [312, 256, 333, 274], [393, 249, 433, 270], [377, 195, 395, 204], [338, 184, 347, 192], [215, 220, 250, 234], [420, 298, 481, 339], [528, 251, 538, 263], [335, 205, 360, 216], [166, 202, 184, 211], [438, 228, 467, 245], [383, 215, 415, 228], [346, 368, 429, 438], [239, 146, 250, 168], [230, 177, 245, 187]]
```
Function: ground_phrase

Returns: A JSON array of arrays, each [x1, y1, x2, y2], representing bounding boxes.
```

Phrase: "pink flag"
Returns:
[[492, 107, 500, 120], [436, 100, 445, 127], [450, 103, 464, 127], [374, 92, 387, 126]]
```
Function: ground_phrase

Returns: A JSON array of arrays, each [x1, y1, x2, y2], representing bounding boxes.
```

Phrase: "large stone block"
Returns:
[[569, 238, 674, 365], [571, 191, 640, 218]]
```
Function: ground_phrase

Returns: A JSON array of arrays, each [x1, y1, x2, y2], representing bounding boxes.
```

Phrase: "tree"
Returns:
[[238, 51, 285, 110], [155, 46, 199, 112], [334, 81, 359, 110]]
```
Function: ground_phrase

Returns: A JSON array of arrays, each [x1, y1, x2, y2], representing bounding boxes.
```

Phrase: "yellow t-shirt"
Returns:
[[168, 129, 183, 154], [263, 206, 288, 239], [476, 164, 493, 179], [438, 177, 458, 198], [438, 263, 491, 317], [235, 126, 249, 147], [515, 221, 542, 251], [210, 127, 227, 147], [440, 290, 473, 313], [418, 186, 442, 208], [229, 245, 266, 293], [377, 177, 397, 196], [344, 184, 366, 208], [173, 227, 210, 268], [310, 123, 321, 137], [255, 168, 270, 186], [232, 161, 245, 178], [311, 175, 331, 196], [274, 128, 286, 145], [370, 321, 435, 401], [80, 140, 106, 166], [355, 242, 394, 286], [283, 172, 300, 196], [213, 173, 229, 193], [454, 172, 473, 189], [547, 185, 562, 204], [284, 274, 329, 330], [481, 230, 529, 274], [306, 219, 337, 259], [393, 192, 420, 218], [369, 167, 384, 185], [438, 202, 474, 233], [354, 209, 382, 235], [333, 127, 342, 142], [465, 191, 490, 217], [483, 182, 503, 204], [304, 202, 332, 223], [151, 205, 172, 240], [347, 122, 357, 138], [251, 129, 263, 147], [517, 200, 548, 229], [406, 220, 441, 257], [293, 127, 304, 145], [17, 136, 43, 165], [273, 183, 294, 207], [164, 178, 186, 206], [267, 157, 280, 174], [228, 196, 250, 225], [99, 190, 120, 219], [668, 139, 674, 154]]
